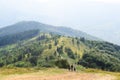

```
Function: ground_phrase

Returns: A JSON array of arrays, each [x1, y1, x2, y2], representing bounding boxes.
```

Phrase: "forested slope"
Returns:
[[0, 30, 120, 72]]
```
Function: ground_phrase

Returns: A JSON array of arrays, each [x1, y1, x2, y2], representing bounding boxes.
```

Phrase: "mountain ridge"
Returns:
[[0, 21, 101, 41]]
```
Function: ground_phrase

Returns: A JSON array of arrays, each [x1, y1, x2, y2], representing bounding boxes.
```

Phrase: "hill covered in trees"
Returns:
[[0, 30, 120, 72]]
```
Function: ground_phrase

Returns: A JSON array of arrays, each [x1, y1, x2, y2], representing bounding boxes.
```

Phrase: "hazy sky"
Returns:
[[0, 0, 120, 45]]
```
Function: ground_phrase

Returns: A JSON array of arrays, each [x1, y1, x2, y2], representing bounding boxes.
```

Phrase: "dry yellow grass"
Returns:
[[0, 68, 119, 80]]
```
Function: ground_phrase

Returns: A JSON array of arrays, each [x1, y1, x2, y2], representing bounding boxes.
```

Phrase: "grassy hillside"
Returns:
[[0, 30, 120, 72]]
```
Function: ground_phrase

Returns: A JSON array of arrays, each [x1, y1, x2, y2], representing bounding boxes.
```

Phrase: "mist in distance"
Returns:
[[0, 0, 120, 45]]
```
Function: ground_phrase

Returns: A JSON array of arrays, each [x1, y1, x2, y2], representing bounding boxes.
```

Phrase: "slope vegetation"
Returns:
[[0, 30, 120, 72]]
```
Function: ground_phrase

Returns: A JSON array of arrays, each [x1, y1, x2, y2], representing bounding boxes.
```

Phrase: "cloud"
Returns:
[[35, 0, 120, 4], [0, 0, 120, 45], [91, 0, 120, 3]]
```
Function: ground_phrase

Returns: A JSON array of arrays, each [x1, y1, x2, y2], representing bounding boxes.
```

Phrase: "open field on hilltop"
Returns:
[[0, 68, 120, 80]]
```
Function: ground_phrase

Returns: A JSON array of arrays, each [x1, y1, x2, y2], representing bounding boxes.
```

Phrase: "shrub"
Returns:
[[65, 48, 76, 59], [78, 52, 120, 72], [55, 59, 70, 69], [14, 61, 32, 67]]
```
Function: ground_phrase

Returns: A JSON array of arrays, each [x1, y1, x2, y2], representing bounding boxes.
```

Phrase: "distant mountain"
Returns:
[[0, 21, 101, 41]]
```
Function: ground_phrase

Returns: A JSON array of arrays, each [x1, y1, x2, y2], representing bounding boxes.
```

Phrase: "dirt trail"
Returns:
[[3, 72, 115, 80]]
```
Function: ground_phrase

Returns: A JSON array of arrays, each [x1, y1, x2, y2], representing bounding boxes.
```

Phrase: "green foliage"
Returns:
[[48, 44, 52, 49], [57, 46, 64, 54], [37, 34, 47, 41], [14, 61, 32, 67], [37, 59, 55, 68], [0, 30, 39, 47], [65, 47, 76, 59], [28, 56, 37, 66], [54, 40, 58, 46], [80, 37, 85, 42], [37, 55, 56, 68], [0, 62, 4, 67], [0, 32, 120, 72], [78, 51, 120, 72], [55, 59, 70, 69]]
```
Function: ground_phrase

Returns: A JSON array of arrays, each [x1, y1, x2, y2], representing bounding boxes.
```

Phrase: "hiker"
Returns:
[[69, 64, 76, 72]]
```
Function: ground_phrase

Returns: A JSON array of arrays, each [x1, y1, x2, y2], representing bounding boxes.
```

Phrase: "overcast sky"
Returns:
[[0, 0, 120, 45]]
